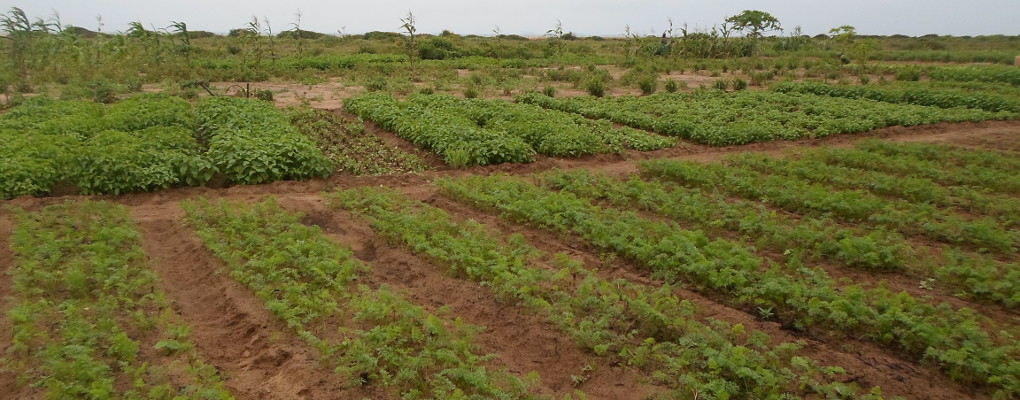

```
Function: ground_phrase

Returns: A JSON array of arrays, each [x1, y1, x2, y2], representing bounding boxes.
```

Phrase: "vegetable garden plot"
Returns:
[[344, 92, 674, 167], [539, 169, 1020, 308], [406, 94, 675, 156], [327, 186, 884, 399], [726, 153, 1020, 228], [437, 174, 1020, 398], [5, 200, 233, 399], [181, 197, 539, 399], [286, 107, 428, 175], [639, 159, 1019, 255], [772, 81, 1020, 113], [345, 92, 536, 167], [0, 94, 333, 199], [516, 91, 1015, 146]]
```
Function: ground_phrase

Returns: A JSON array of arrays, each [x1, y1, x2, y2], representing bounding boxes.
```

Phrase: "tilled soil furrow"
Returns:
[[0, 213, 34, 399], [418, 187, 990, 400], [130, 204, 366, 400], [276, 193, 667, 400]]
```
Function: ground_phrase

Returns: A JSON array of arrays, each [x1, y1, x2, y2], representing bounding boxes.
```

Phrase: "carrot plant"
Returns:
[[326, 186, 884, 399], [540, 168, 1020, 308], [437, 174, 1020, 397], [640, 159, 1018, 254], [802, 145, 1020, 196], [5, 200, 233, 399], [181, 197, 539, 398], [727, 152, 1020, 227]]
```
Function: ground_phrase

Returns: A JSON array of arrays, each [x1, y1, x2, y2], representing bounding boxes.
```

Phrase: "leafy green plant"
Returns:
[[286, 106, 426, 175], [196, 96, 332, 184]]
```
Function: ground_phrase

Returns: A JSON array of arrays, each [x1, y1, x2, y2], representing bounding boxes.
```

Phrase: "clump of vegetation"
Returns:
[[286, 106, 427, 175], [585, 78, 606, 97]]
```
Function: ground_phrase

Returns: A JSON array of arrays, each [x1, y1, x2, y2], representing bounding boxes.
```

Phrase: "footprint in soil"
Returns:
[[255, 348, 292, 368]]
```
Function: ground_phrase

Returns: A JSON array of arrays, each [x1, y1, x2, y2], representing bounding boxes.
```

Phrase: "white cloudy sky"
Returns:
[[4, 0, 1019, 37]]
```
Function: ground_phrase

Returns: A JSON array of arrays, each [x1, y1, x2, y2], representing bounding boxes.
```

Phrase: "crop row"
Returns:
[[0, 94, 334, 199], [771, 81, 1020, 113], [196, 97, 332, 184], [801, 144, 1020, 196], [516, 91, 1012, 146], [326, 186, 881, 399], [181, 197, 536, 398], [854, 139, 1020, 174], [436, 174, 1020, 397], [640, 158, 1018, 255], [726, 152, 1020, 227], [6, 200, 232, 399], [344, 92, 536, 166], [286, 107, 428, 175], [406, 94, 675, 156], [538, 169, 1020, 308], [0, 95, 210, 198], [923, 65, 1020, 86]]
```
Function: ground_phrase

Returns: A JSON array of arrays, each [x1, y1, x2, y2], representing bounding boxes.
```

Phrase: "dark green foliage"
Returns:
[[773, 81, 1020, 112], [196, 97, 333, 185], [517, 90, 1012, 146]]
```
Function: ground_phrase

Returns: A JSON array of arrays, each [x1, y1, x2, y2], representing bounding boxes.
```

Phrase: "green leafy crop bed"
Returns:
[[344, 92, 674, 166], [0, 94, 332, 199], [517, 90, 1015, 146]]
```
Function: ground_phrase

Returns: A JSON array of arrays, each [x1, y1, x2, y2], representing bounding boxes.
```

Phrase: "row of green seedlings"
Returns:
[[0, 95, 211, 198], [771, 81, 1020, 113], [726, 152, 1020, 229], [435, 174, 1020, 398], [5, 201, 232, 399], [285, 107, 429, 175], [851, 139, 1020, 181], [537, 168, 1020, 309], [196, 97, 332, 184], [515, 91, 1014, 146], [406, 93, 676, 156], [325, 186, 888, 399], [726, 153, 1020, 229], [899, 65, 1020, 86], [641, 157, 1018, 256], [344, 92, 536, 167], [802, 145, 1020, 197], [180, 197, 539, 399]]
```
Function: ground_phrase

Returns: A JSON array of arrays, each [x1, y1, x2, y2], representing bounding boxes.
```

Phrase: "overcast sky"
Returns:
[[4, 0, 1020, 37]]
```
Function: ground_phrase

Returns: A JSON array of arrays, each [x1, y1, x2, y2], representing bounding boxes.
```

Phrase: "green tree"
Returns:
[[725, 10, 781, 56], [725, 10, 782, 39]]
